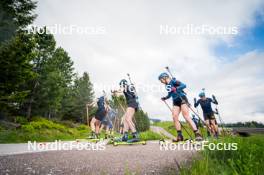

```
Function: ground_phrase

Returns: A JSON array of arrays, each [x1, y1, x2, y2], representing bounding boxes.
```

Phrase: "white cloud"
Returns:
[[34, 0, 264, 122]]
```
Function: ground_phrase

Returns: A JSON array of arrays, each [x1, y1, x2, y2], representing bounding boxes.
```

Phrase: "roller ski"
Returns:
[[76, 132, 102, 143], [113, 132, 146, 146], [113, 138, 146, 146], [76, 138, 103, 143]]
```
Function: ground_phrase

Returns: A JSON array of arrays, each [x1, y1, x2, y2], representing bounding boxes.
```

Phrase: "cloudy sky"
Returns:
[[33, 0, 264, 123]]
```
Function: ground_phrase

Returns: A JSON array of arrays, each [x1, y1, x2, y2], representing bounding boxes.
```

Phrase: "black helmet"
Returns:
[[119, 79, 128, 87]]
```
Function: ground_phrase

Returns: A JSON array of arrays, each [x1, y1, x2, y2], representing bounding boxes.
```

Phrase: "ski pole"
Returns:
[[215, 106, 226, 135], [163, 100, 193, 140], [212, 94, 226, 135], [165, 66, 174, 78]]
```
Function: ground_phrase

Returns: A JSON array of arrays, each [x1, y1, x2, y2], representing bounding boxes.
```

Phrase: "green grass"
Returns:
[[0, 117, 90, 143], [179, 135, 264, 175], [139, 130, 164, 140], [153, 121, 207, 139], [155, 121, 264, 175]]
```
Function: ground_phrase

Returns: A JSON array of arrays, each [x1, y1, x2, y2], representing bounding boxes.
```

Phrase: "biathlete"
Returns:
[[89, 96, 109, 139], [158, 72, 203, 142], [117, 79, 139, 142], [194, 92, 219, 138], [100, 108, 116, 138], [100, 117, 113, 138]]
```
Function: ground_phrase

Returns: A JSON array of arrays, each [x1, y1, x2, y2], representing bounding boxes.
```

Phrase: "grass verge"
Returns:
[[179, 135, 264, 175], [0, 117, 90, 143]]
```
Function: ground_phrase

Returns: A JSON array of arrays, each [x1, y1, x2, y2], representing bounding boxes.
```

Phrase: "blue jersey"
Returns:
[[194, 98, 218, 114], [164, 78, 187, 101]]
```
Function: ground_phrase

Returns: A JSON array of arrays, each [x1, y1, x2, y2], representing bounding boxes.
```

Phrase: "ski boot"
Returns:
[[172, 135, 184, 142], [122, 132, 128, 141], [95, 133, 100, 139], [131, 132, 140, 142], [105, 133, 109, 139], [214, 132, 219, 139], [114, 132, 128, 142], [87, 131, 96, 139], [195, 131, 203, 141]]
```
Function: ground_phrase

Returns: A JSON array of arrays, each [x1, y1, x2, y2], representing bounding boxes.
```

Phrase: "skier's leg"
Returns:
[[95, 120, 101, 135], [181, 104, 197, 131], [105, 125, 110, 138], [90, 117, 96, 132], [172, 106, 184, 141], [123, 113, 129, 133], [99, 123, 105, 133], [89, 117, 97, 138], [125, 107, 136, 133], [121, 113, 129, 141], [214, 120, 219, 135], [181, 103, 203, 141], [205, 119, 213, 133], [210, 119, 218, 137], [172, 106, 181, 130]]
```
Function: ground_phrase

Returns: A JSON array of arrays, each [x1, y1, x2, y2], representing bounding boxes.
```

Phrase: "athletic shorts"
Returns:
[[203, 112, 216, 120], [127, 100, 138, 111], [95, 109, 106, 121], [173, 96, 188, 107]]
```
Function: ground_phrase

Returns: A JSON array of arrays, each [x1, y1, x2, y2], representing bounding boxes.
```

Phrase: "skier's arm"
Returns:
[[212, 95, 218, 105], [194, 99, 200, 108], [177, 81, 186, 91], [161, 93, 171, 100]]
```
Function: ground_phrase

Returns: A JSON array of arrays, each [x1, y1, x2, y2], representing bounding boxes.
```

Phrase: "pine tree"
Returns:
[[0, 0, 37, 43]]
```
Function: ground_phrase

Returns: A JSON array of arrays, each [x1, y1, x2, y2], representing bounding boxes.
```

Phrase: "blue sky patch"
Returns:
[[214, 15, 264, 61]]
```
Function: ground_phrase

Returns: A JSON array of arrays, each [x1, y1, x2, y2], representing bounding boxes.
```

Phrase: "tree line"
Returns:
[[0, 0, 94, 122], [224, 121, 264, 128]]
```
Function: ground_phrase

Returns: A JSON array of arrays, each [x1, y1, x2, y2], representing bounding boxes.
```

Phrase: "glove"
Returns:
[[194, 98, 197, 104], [171, 87, 177, 93], [161, 97, 167, 101]]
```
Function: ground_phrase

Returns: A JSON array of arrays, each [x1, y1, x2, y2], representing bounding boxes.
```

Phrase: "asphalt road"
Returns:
[[0, 141, 196, 175]]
